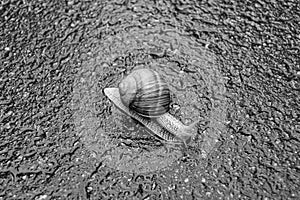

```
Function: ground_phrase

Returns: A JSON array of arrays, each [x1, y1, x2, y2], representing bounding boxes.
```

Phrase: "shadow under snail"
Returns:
[[104, 68, 199, 145]]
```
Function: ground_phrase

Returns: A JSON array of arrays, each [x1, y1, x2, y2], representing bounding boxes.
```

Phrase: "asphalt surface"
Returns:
[[1, 0, 299, 199]]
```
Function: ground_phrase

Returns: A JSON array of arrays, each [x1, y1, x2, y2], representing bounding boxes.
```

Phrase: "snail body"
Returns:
[[104, 68, 198, 144]]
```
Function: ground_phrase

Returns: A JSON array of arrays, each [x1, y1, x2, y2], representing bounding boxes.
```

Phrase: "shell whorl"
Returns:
[[119, 68, 171, 118]]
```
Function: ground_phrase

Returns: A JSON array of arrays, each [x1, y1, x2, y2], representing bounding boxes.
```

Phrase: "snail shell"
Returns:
[[104, 68, 199, 145], [119, 68, 171, 118]]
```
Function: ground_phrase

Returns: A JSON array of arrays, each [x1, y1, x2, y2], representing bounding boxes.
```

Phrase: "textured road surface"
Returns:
[[1, 0, 299, 199]]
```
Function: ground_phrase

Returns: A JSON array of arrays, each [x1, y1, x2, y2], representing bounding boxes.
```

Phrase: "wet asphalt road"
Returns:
[[1, 0, 299, 199]]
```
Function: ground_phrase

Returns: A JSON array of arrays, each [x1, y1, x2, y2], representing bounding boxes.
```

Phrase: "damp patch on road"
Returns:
[[72, 29, 227, 173]]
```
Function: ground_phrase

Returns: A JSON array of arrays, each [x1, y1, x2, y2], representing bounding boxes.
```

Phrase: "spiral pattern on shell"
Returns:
[[119, 68, 171, 118]]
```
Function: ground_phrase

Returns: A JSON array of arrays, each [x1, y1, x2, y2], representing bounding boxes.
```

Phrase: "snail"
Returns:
[[104, 68, 199, 145]]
